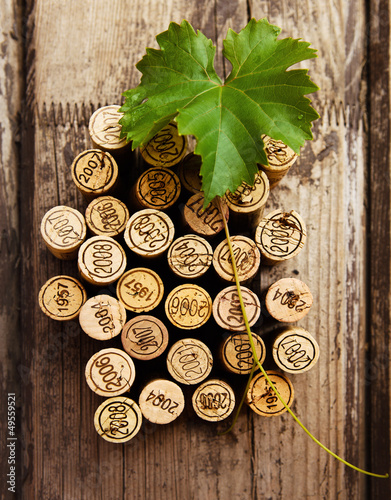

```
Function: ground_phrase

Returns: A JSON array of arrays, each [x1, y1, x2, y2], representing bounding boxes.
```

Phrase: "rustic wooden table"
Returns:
[[1, 0, 390, 498]]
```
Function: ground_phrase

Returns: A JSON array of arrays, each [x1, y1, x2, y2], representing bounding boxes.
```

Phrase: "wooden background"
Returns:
[[1, 0, 390, 498]]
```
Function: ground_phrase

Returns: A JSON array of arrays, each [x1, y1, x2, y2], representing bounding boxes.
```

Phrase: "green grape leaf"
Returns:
[[120, 18, 319, 205]]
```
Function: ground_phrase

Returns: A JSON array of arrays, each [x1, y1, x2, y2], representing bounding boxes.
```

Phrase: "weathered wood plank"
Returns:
[[0, 1, 23, 498]]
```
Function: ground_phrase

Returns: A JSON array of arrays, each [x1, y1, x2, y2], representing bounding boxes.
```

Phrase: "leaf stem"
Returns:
[[217, 196, 389, 479]]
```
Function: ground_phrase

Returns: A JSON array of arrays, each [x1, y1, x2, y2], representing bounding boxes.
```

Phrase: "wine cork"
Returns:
[[265, 278, 313, 323], [121, 315, 169, 360], [140, 122, 187, 168], [94, 396, 142, 443], [79, 294, 127, 340], [124, 209, 175, 258], [78, 236, 127, 285], [38, 275, 87, 321], [246, 370, 294, 417], [177, 153, 202, 194], [165, 284, 212, 330], [88, 105, 129, 155], [212, 236, 261, 283], [138, 379, 185, 424], [225, 170, 270, 229], [85, 348, 136, 397], [192, 379, 235, 422], [221, 332, 266, 375], [272, 327, 320, 374], [213, 286, 261, 331], [116, 268, 164, 313], [254, 209, 307, 265], [167, 234, 213, 279], [183, 193, 229, 237], [85, 196, 129, 237], [132, 167, 181, 211], [71, 149, 119, 201], [40, 205, 87, 259], [166, 338, 213, 385], [259, 135, 298, 188]]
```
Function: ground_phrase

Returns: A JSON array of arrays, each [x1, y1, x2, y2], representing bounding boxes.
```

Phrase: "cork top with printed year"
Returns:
[[38, 275, 87, 321], [140, 122, 187, 168], [246, 370, 294, 417], [94, 396, 143, 443], [192, 379, 236, 422], [133, 167, 181, 211], [272, 327, 320, 374], [265, 278, 313, 322], [184, 193, 229, 237], [85, 196, 129, 237], [138, 379, 185, 424], [121, 315, 169, 361], [166, 338, 213, 385], [88, 105, 129, 154]]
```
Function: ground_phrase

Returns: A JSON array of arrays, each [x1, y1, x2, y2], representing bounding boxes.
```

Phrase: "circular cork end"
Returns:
[[88, 105, 128, 153], [213, 286, 261, 331], [221, 332, 266, 375], [78, 236, 127, 285], [124, 209, 175, 258], [85, 196, 129, 237], [166, 338, 213, 385], [41, 206, 86, 259], [79, 294, 127, 341], [121, 315, 169, 361], [38, 275, 87, 321], [134, 167, 181, 210], [212, 235, 261, 283], [140, 122, 187, 167], [183, 193, 229, 237], [116, 268, 164, 313], [225, 170, 269, 215], [139, 379, 185, 424], [259, 135, 298, 188], [192, 379, 236, 422], [272, 327, 320, 374], [71, 149, 118, 200], [165, 284, 212, 330], [265, 278, 313, 323], [167, 234, 213, 279], [85, 348, 136, 397], [94, 396, 142, 443], [246, 370, 294, 417], [255, 209, 307, 265], [177, 153, 202, 194]]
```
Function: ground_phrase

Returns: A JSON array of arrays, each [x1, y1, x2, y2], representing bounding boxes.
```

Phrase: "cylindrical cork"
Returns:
[[213, 286, 261, 331], [221, 332, 266, 375], [78, 235, 127, 285], [166, 338, 213, 385], [38, 275, 87, 321], [272, 326, 320, 374], [140, 122, 187, 168], [116, 268, 164, 313], [121, 315, 169, 361], [94, 396, 142, 443], [71, 149, 119, 201], [167, 234, 213, 279], [85, 196, 129, 237], [246, 370, 294, 417], [79, 294, 127, 341], [124, 209, 175, 258], [265, 278, 313, 323], [212, 235, 261, 283], [40, 205, 87, 259], [258, 135, 298, 188], [183, 193, 229, 237], [225, 170, 270, 230], [88, 105, 130, 155], [254, 209, 307, 265], [139, 379, 185, 424], [165, 284, 212, 330], [85, 348, 136, 397], [131, 167, 181, 211], [192, 379, 236, 422], [177, 153, 202, 194]]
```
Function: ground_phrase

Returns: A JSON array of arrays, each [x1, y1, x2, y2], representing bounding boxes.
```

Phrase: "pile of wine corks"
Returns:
[[38, 105, 319, 443]]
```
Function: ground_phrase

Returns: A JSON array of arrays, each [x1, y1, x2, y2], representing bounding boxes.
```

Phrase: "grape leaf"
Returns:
[[120, 18, 319, 205]]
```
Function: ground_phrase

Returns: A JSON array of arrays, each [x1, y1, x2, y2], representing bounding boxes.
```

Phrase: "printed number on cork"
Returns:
[[85, 196, 129, 237], [121, 315, 169, 360], [246, 370, 294, 417], [139, 379, 185, 424], [272, 327, 320, 373], [79, 295, 127, 341], [94, 396, 142, 443], [89, 105, 128, 152], [265, 278, 313, 322], [221, 332, 266, 375], [117, 268, 164, 313], [184, 193, 229, 237], [166, 339, 213, 385], [71, 150, 118, 199], [140, 122, 187, 167], [167, 235, 213, 279], [38, 275, 87, 320], [213, 286, 261, 331], [165, 285, 212, 329], [213, 235, 260, 283], [192, 379, 236, 422], [135, 167, 181, 210]]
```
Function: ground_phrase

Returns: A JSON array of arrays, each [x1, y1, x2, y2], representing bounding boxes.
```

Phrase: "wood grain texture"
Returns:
[[9, 0, 389, 499]]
